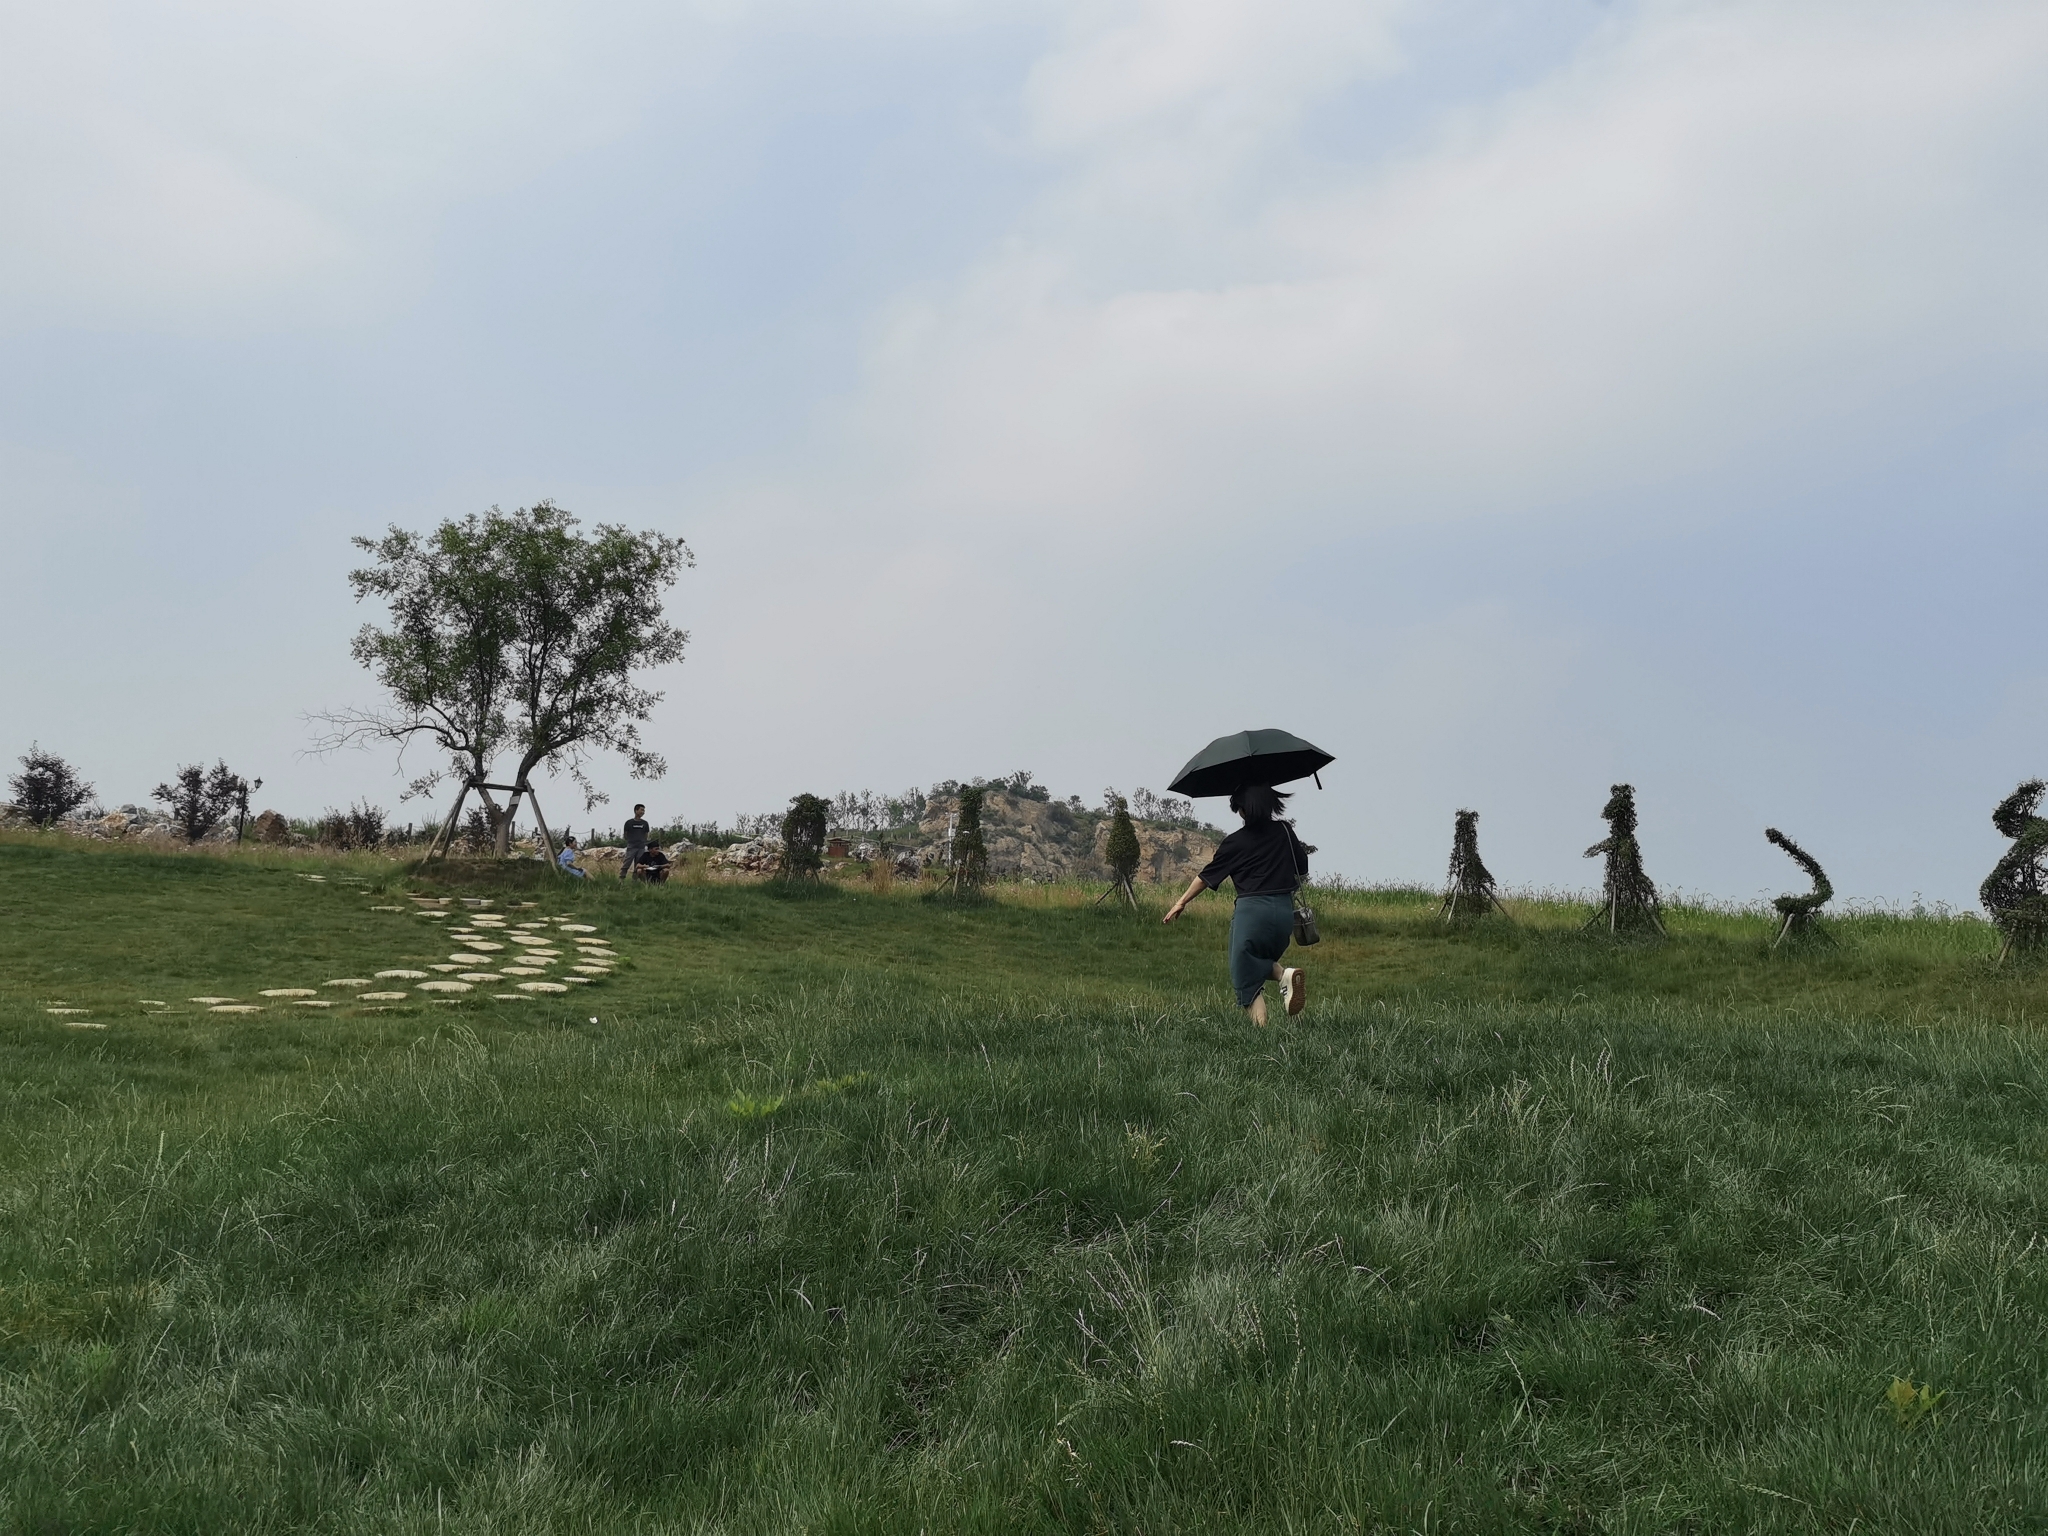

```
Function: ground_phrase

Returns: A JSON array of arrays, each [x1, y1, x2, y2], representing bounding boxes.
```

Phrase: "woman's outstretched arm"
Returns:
[[1162, 874, 1208, 923]]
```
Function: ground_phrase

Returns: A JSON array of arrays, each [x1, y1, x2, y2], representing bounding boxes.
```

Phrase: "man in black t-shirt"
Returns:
[[620, 804, 649, 879]]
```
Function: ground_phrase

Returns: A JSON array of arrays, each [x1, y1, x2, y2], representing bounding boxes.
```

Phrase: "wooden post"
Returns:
[[521, 782, 561, 872], [422, 782, 471, 864]]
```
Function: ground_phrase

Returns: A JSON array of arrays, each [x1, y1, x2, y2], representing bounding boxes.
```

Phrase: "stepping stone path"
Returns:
[[156, 903, 621, 1016]]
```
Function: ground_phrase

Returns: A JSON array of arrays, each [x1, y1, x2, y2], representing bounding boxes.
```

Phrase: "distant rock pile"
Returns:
[[0, 803, 255, 844], [695, 790, 1220, 884], [911, 789, 1218, 884]]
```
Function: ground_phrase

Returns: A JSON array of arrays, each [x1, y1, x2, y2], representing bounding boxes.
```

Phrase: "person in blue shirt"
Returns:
[[556, 835, 589, 878]]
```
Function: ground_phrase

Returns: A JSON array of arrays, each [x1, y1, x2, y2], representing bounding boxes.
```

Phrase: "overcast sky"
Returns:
[[3, 0, 2044, 906]]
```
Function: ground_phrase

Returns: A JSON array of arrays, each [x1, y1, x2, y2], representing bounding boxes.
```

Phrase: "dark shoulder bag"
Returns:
[[1288, 824, 1320, 946]]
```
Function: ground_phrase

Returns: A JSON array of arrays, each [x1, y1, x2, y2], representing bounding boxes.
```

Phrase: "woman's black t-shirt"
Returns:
[[1198, 821, 1308, 897]]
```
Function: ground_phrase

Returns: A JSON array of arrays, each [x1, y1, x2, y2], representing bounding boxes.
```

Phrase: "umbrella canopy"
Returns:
[[1168, 729, 1334, 799]]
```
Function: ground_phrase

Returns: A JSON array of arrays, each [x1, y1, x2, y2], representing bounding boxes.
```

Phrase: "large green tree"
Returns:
[[320, 503, 691, 841]]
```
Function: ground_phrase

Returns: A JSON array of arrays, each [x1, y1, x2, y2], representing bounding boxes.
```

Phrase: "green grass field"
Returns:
[[4, 832, 2047, 1533]]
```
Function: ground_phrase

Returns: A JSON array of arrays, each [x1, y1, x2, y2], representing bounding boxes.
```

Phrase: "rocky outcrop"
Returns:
[[1, 802, 273, 846], [251, 810, 291, 844], [709, 838, 782, 874], [913, 790, 1219, 885]]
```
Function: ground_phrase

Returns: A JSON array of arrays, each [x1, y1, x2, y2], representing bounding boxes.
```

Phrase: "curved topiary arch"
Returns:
[[1764, 827, 1834, 949]]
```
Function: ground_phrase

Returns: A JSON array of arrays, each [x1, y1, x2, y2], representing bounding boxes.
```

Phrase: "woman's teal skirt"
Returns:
[[1228, 892, 1295, 1006]]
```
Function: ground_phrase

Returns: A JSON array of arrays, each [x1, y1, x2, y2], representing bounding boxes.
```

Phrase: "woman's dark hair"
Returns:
[[1229, 784, 1291, 825]]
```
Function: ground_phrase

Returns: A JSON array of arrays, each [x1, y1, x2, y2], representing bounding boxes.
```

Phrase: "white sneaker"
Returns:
[[1281, 967, 1306, 1016]]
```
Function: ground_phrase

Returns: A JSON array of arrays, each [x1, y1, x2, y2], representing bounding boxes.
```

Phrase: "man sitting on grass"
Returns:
[[556, 836, 589, 879], [632, 841, 672, 883]]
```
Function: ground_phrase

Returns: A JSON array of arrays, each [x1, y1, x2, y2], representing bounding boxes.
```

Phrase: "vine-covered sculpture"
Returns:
[[948, 783, 989, 893], [1583, 784, 1665, 936], [1096, 795, 1141, 910], [1440, 809, 1506, 922], [1981, 779, 2048, 962], [1764, 827, 1833, 948], [780, 793, 829, 879]]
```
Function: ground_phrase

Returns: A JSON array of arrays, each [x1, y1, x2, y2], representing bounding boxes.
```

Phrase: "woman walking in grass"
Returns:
[[1162, 784, 1308, 1026]]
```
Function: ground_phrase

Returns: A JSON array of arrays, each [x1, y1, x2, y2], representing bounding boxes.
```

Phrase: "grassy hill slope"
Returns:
[[3, 834, 2046, 1532]]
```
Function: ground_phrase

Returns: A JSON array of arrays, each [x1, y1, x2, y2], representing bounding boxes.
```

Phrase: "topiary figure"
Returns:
[[781, 793, 828, 880], [949, 784, 989, 892], [1099, 795, 1141, 910], [1439, 808, 1507, 923], [1764, 827, 1833, 949], [1981, 779, 2048, 962], [1582, 783, 1665, 936]]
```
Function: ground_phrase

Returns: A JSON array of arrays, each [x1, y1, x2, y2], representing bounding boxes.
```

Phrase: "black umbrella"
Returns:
[[1168, 728, 1334, 799]]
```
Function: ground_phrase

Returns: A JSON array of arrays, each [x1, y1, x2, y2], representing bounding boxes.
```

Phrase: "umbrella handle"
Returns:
[[1314, 772, 1323, 789]]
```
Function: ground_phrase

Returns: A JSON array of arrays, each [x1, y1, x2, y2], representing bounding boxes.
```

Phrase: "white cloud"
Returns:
[[0, 0, 721, 330], [792, 0, 2048, 554]]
